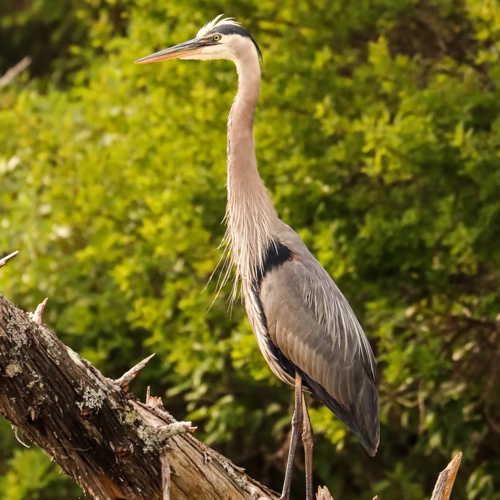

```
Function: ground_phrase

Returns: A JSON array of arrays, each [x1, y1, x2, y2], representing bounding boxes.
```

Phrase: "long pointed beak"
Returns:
[[135, 38, 205, 64]]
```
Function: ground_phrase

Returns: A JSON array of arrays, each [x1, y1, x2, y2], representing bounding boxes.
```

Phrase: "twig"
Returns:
[[12, 425, 30, 449], [115, 353, 155, 390], [31, 298, 48, 325], [430, 452, 462, 500], [0, 57, 31, 88], [157, 421, 197, 440], [418, 378, 426, 434], [0, 251, 19, 268]]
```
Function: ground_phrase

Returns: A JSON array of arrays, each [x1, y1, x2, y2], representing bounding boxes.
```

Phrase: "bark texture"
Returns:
[[0, 295, 278, 500]]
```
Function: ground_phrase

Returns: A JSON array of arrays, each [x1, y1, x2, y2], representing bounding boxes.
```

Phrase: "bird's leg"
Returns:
[[302, 392, 314, 500], [280, 372, 304, 500]]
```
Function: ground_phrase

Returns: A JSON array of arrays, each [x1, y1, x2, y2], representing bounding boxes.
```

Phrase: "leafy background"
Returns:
[[1, 0, 499, 498]]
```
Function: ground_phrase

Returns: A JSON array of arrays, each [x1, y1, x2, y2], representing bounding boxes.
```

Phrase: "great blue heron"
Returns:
[[136, 15, 379, 499]]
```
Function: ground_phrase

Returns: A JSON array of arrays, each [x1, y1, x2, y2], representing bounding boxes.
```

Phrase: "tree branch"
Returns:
[[0, 294, 278, 499], [0, 251, 19, 268], [430, 452, 462, 500], [0, 58, 31, 88]]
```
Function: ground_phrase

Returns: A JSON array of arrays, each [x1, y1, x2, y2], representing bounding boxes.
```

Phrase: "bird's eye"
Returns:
[[213, 34, 221, 41]]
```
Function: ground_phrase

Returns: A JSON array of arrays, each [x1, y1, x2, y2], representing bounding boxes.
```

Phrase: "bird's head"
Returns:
[[135, 15, 262, 65]]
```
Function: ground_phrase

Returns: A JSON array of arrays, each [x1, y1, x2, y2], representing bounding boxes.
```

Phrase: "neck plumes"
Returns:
[[225, 54, 278, 286]]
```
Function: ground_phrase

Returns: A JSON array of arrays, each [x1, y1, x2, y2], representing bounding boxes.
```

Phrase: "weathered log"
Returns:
[[0, 295, 278, 499]]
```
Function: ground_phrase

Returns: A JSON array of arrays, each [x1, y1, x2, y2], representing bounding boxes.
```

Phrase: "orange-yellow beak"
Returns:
[[135, 38, 205, 64]]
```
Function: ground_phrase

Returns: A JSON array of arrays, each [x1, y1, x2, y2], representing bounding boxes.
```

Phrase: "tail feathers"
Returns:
[[298, 368, 380, 456]]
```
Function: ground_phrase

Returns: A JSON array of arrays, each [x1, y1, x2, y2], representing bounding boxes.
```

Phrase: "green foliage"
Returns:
[[1, 0, 500, 498]]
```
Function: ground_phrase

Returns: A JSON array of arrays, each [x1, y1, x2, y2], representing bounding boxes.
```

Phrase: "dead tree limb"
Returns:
[[0, 250, 19, 268], [431, 452, 462, 500], [0, 294, 278, 499], [0, 58, 31, 88]]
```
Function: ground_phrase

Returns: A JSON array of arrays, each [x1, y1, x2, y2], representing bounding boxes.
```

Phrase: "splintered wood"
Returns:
[[431, 452, 462, 500]]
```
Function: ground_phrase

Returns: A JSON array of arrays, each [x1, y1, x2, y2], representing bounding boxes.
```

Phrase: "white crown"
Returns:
[[197, 14, 241, 38]]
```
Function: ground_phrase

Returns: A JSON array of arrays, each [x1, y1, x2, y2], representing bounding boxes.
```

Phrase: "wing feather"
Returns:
[[259, 244, 380, 455]]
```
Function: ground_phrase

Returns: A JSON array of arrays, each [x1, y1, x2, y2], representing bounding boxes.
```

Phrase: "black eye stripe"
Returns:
[[206, 25, 262, 60]]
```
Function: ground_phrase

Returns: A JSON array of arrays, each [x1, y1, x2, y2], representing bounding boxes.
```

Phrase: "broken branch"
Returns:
[[0, 57, 31, 88], [30, 297, 48, 324], [430, 452, 462, 500], [0, 251, 19, 268], [115, 353, 156, 390]]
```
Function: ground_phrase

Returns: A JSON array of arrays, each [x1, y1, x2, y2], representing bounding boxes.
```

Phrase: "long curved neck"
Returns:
[[225, 54, 278, 283]]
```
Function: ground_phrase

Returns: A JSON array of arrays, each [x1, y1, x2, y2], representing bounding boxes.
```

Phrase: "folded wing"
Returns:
[[259, 245, 380, 455]]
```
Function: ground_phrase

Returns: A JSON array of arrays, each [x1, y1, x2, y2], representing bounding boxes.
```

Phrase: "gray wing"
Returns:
[[259, 236, 380, 455]]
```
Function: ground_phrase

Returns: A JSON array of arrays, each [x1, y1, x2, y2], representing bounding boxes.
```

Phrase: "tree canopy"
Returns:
[[1, 0, 499, 498]]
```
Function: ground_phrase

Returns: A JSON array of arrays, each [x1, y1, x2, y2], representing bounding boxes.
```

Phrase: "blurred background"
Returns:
[[1, 0, 499, 498]]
